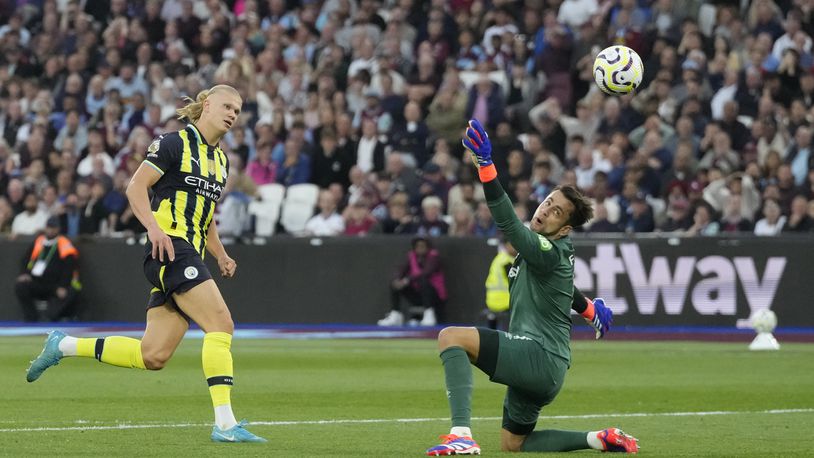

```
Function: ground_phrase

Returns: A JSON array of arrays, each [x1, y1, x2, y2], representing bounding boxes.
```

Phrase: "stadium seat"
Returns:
[[285, 183, 320, 206], [281, 184, 320, 235], [249, 200, 282, 237], [257, 183, 285, 204], [250, 183, 286, 237]]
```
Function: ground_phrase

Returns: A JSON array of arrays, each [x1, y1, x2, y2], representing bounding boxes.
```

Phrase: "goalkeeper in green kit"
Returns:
[[425, 120, 639, 456]]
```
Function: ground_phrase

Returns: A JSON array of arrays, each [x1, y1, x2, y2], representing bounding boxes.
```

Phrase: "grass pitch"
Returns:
[[2, 336, 813, 456]]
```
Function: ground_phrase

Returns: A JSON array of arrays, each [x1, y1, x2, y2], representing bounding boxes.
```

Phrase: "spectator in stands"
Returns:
[[530, 159, 555, 204], [104, 170, 130, 231], [304, 189, 345, 237], [11, 192, 48, 237], [783, 194, 814, 232], [311, 128, 353, 189], [85, 182, 110, 235], [76, 131, 115, 178], [0, 0, 811, 240], [54, 109, 88, 156], [426, 86, 467, 148], [419, 162, 452, 207], [343, 199, 380, 236], [416, 195, 449, 237], [14, 216, 81, 322], [659, 193, 693, 232], [390, 101, 431, 167], [686, 201, 721, 236], [473, 201, 498, 238], [720, 195, 755, 233], [574, 146, 602, 190], [276, 137, 312, 186], [448, 203, 475, 237], [380, 192, 417, 235], [246, 142, 277, 187], [0, 196, 15, 234], [776, 164, 798, 210], [465, 74, 506, 131], [719, 101, 750, 152], [588, 202, 622, 233], [754, 198, 787, 235], [625, 193, 656, 233], [377, 236, 446, 327], [699, 132, 740, 174], [786, 125, 813, 186], [23, 158, 50, 196], [354, 118, 387, 174], [385, 153, 421, 205]]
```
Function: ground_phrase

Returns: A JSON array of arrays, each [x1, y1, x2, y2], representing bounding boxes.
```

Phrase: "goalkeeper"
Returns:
[[426, 120, 638, 456], [486, 240, 612, 336]]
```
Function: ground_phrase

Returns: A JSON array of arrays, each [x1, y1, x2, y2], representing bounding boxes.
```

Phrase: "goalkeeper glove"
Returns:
[[462, 119, 493, 167], [582, 298, 613, 339]]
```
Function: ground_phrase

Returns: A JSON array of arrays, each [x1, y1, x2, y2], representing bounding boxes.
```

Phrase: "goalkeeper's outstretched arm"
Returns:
[[463, 119, 569, 271]]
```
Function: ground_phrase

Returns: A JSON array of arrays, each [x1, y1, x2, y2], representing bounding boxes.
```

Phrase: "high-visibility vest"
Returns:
[[485, 251, 514, 312], [27, 235, 82, 290]]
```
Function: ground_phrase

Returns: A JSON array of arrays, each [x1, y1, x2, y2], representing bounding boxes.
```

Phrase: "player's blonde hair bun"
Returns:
[[176, 85, 240, 122]]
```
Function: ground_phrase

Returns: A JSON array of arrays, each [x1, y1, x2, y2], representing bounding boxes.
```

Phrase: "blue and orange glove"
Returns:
[[581, 297, 613, 339], [462, 119, 498, 182]]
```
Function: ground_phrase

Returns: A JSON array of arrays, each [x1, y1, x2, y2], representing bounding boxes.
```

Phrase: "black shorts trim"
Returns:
[[474, 327, 499, 377], [502, 405, 537, 435]]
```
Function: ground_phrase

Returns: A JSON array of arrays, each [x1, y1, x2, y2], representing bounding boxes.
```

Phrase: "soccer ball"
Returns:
[[750, 309, 778, 333], [593, 45, 643, 95]]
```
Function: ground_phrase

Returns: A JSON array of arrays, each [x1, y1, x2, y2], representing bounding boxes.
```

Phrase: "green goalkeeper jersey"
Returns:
[[487, 188, 575, 366]]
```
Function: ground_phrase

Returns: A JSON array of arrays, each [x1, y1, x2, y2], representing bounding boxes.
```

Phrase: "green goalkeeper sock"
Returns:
[[440, 346, 473, 428], [521, 430, 591, 452]]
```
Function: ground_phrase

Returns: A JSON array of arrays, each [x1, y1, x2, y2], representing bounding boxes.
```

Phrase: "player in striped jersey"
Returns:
[[26, 85, 266, 443]]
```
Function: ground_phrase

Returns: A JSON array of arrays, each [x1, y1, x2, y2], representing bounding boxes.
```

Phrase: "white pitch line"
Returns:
[[0, 408, 812, 433]]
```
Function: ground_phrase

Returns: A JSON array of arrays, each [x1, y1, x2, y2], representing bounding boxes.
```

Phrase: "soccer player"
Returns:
[[26, 85, 266, 443], [426, 120, 638, 455]]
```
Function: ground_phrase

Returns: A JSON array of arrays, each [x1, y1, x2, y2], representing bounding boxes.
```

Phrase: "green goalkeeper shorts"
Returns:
[[474, 328, 568, 435]]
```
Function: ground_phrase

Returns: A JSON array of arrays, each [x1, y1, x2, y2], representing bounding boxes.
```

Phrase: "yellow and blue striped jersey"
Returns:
[[143, 123, 229, 258]]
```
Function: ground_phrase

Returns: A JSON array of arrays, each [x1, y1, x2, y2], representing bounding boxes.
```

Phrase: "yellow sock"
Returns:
[[76, 338, 97, 358], [82, 336, 147, 369], [202, 332, 234, 407]]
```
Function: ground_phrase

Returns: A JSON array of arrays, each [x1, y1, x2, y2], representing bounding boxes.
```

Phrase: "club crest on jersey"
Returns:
[[537, 234, 553, 251], [148, 139, 160, 154]]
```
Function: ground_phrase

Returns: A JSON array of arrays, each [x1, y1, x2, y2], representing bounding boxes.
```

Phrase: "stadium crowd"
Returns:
[[1, 0, 814, 241]]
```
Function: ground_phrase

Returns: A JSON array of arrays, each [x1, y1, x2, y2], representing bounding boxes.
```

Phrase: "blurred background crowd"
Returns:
[[1, 0, 814, 241]]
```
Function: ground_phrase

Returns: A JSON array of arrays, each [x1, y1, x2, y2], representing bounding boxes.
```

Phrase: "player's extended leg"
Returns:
[[172, 279, 266, 443], [508, 427, 639, 453], [26, 304, 188, 382], [502, 425, 593, 452], [426, 326, 482, 456], [495, 343, 639, 454]]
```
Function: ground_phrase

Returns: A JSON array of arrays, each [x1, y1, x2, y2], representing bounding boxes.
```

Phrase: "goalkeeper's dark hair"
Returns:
[[554, 185, 594, 228]]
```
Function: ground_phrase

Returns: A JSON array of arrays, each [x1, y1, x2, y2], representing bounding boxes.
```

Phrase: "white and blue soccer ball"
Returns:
[[593, 45, 644, 95], [750, 309, 778, 333]]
